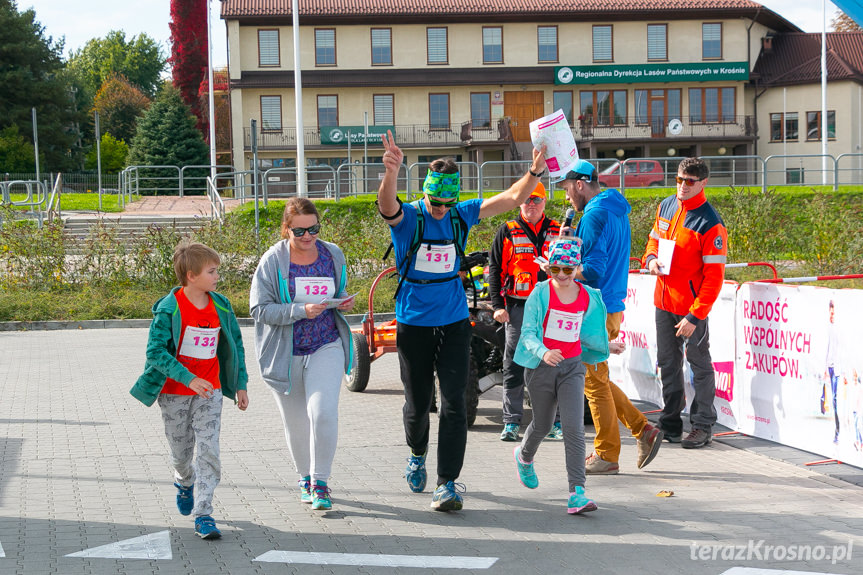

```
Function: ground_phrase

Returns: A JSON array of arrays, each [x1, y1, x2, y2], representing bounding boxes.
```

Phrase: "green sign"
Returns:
[[554, 62, 749, 85], [320, 125, 393, 145]]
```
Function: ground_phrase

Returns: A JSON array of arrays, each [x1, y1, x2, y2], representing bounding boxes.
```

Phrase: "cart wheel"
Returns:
[[344, 332, 371, 392], [466, 354, 479, 428]]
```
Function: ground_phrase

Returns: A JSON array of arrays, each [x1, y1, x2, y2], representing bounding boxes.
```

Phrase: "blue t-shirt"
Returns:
[[390, 198, 483, 326]]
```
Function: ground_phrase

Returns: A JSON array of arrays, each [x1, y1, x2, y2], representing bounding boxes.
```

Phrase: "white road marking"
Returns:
[[254, 551, 498, 569], [0, 540, 5, 557], [65, 530, 172, 560], [721, 568, 842, 575]]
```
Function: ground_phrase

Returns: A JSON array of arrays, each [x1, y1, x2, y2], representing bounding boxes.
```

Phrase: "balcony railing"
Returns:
[[243, 115, 755, 150], [575, 115, 755, 141], [243, 119, 512, 150]]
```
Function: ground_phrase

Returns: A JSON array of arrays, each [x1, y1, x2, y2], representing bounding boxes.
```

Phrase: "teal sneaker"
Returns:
[[194, 515, 222, 539], [567, 486, 598, 515], [174, 482, 194, 516], [311, 482, 332, 511], [546, 421, 564, 440], [514, 446, 538, 489], [405, 452, 427, 493], [430, 481, 465, 512], [299, 476, 312, 504], [500, 423, 520, 442]]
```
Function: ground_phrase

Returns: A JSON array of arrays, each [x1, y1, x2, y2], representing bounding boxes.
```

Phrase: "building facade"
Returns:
[[222, 0, 806, 187]]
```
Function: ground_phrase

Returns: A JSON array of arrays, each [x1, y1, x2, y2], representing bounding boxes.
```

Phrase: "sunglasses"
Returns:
[[549, 266, 575, 276], [676, 176, 705, 186], [291, 223, 321, 237], [428, 197, 456, 208], [524, 196, 544, 205]]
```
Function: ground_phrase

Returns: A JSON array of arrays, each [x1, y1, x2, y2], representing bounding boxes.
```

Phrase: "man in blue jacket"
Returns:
[[560, 160, 664, 473]]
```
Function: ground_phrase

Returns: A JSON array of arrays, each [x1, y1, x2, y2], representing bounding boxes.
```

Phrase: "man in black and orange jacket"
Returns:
[[489, 182, 560, 442], [643, 157, 727, 449]]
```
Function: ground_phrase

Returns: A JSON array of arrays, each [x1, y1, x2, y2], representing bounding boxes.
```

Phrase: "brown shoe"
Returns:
[[585, 452, 619, 475], [636, 424, 664, 469], [681, 428, 713, 449]]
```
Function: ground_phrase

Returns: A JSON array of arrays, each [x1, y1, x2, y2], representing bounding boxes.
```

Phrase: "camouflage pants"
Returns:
[[158, 389, 223, 517]]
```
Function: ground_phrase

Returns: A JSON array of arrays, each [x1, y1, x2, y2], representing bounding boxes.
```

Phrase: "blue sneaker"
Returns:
[[430, 481, 465, 512], [567, 486, 598, 515], [405, 452, 427, 493], [311, 482, 332, 511], [299, 476, 312, 504], [546, 421, 564, 440], [174, 482, 193, 516], [514, 447, 538, 489], [500, 423, 520, 442], [194, 515, 222, 539]]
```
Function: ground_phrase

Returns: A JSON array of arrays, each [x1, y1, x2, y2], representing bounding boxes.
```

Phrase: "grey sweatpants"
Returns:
[[520, 356, 587, 491], [158, 389, 223, 517], [271, 340, 344, 483]]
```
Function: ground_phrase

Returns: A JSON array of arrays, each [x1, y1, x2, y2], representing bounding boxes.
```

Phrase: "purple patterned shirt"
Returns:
[[289, 245, 340, 355]]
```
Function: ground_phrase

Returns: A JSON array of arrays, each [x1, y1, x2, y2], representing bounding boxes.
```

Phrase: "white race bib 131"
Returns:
[[414, 244, 457, 274], [544, 309, 584, 343]]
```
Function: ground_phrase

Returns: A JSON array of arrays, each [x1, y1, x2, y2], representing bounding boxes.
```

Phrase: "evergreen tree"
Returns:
[[128, 85, 208, 193], [0, 0, 77, 170]]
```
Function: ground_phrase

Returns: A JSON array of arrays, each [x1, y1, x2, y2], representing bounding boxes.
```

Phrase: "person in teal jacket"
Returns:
[[512, 237, 609, 515], [131, 242, 248, 540]]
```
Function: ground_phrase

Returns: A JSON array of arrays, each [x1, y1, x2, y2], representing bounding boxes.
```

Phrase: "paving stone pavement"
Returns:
[[1, 327, 862, 575]]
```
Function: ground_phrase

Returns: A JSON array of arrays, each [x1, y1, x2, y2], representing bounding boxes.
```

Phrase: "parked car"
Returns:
[[597, 160, 666, 189]]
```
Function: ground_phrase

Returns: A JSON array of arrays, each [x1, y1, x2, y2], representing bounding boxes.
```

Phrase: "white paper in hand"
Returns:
[[657, 238, 675, 275], [529, 109, 579, 181]]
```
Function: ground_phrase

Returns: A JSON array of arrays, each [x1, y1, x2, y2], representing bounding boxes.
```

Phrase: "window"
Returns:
[[580, 90, 627, 126], [429, 93, 450, 129], [647, 24, 667, 61], [538, 26, 558, 63], [689, 87, 735, 123], [806, 111, 836, 140], [593, 25, 613, 62], [315, 29, 336, 66], [258, 29, 279, 67], [634, 89, 681, 125], [553, 91, 573, 124], [483, 27, 503, 64], [702, 23, 722, 59], [317, 95, 338, 127], [427, 28, 448, 64], [371, 28, 392, 66], [470, 93, 491, 128], [261, 96, 282, 131], [373, 94, 394, 125], [770, 112, 799, 142]]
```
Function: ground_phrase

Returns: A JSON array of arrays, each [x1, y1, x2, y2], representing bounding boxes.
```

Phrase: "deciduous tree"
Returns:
[[92, 74, 151, 144], [170, 0, 208, 132], [85, 133, 129, 174], [68, 30, 165, 99]]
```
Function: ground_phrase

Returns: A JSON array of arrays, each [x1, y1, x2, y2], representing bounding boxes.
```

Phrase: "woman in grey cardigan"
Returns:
[[249, 198, 355, 511]]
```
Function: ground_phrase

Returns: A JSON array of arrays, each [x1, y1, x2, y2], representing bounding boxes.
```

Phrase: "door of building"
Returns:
[[504, 91, 544, 142], [647, 89, 681, 138]]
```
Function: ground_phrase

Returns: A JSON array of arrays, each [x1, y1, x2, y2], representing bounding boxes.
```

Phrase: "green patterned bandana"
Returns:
[[422, 170, 460, 199]]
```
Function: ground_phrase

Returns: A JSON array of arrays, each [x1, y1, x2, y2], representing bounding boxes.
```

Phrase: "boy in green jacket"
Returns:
[[131, 242, 249, 540]]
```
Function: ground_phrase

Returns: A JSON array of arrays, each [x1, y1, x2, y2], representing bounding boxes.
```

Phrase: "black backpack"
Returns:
[[383, 200, 469, 298]]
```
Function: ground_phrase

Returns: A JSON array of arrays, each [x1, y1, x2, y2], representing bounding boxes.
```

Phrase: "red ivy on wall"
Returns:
[[169, 0, 208, 135]]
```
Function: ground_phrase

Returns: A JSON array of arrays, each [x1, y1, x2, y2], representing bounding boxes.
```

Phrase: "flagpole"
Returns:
[[207, 0, 217, 181], [822, 0, 828, 185], [292, 0, 306, 197]]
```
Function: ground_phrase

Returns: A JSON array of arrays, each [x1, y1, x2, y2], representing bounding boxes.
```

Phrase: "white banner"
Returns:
[[611, 276, 863, 469], [735, 284, 863, 467]]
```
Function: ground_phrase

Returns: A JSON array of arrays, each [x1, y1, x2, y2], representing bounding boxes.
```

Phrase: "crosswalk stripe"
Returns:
[[254, 551, 498, 569]]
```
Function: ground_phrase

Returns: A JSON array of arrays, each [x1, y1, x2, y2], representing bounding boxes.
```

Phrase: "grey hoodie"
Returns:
[[249, 239, 354, 394]]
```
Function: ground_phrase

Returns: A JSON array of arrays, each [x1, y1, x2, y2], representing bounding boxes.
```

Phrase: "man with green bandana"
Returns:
[[377, 130, 547, 511]]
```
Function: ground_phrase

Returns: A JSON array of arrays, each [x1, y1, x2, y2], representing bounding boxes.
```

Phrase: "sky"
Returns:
[[21, 0, 846, 72]]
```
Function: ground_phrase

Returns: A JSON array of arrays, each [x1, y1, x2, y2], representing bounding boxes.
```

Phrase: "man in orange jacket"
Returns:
[[643, 157, 727, 449]]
